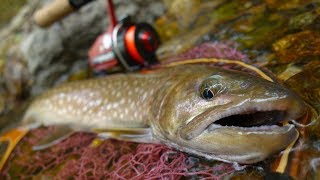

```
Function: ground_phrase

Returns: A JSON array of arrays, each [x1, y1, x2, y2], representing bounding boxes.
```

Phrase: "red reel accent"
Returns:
[[88, 28, 119, 71], [139, 31, 158, 52], [124, 26, 144, 64]]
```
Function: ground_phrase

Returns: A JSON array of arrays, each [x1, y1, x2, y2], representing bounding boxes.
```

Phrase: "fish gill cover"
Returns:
[[0, 42, 247, 179]]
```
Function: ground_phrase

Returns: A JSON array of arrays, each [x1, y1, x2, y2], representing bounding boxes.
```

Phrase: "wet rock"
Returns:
[[0, 46, 32, 115], [276, 64, 302, 81], [226, 166, 265, 180], [272, 31, 320, 63], [155, 0, 223, 41], [167, 0, 201, 28], [265, 0, 311, 10], [288, 10, 319, 30], [285, 60, 320, 113], [230, 11, 287, 50], [156, 25, 212, 60], [0, 39, 31, 115], [3, 47, 31, 98], [20, 0, 106, 95]]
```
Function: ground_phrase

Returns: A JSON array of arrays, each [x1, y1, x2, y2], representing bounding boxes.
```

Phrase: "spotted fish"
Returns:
[[0, 61, 306, 167]]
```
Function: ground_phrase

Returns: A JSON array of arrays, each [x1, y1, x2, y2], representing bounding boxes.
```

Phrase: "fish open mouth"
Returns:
[[213, 110, 287, 128], [179, 98, 305, 140], [204, 108, 294, 134], [180, 103, 301, 140]]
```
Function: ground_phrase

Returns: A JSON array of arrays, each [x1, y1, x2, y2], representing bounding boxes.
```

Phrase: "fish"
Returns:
[[1, 62, 306, 166]]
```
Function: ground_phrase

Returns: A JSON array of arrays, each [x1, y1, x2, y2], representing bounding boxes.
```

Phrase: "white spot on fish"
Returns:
[[105, 105, 111, 110], [120, 99, 126, 104], [88, 101, 95, 107], [133, 81, 138, 86], [110, 91, 116, 96], [60, 108, 67, 114], [134, 88, 140, 93], [97, 111, 103, 118], [124, 108, 129, 114], [58, 99, 64, 105], [67, 105, 73, 112], [141, 93, 147, 101], [112, 103, 119, 108], [133, 112, 138, 118], [82, 106, 88, 112], [113, 111, 118, 117]]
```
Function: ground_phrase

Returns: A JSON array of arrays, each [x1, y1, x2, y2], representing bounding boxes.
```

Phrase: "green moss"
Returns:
[[209, 0, 256, 24], [233, 13, 286, 49], [289, 11, 318, 30], [210, 1, 240, 23]]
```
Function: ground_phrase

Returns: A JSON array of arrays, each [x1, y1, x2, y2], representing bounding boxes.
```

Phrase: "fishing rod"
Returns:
[[33, 0, 95, 27], [33, 0, 160, 74]]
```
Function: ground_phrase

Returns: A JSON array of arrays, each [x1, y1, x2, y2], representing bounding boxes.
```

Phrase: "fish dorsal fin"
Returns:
[[93, 127, 157, 144], [0, 127, 29, 171]]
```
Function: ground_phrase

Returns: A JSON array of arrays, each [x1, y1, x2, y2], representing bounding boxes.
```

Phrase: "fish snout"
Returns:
[[251, 81, 307, 122], [274, 86, 307, 122]]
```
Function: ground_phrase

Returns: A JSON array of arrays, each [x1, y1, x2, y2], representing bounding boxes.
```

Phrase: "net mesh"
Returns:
[[1, 127, 235, 179]]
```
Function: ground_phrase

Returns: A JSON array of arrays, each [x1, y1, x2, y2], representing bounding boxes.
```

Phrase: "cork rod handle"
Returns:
[[33, 0, 75, 27]]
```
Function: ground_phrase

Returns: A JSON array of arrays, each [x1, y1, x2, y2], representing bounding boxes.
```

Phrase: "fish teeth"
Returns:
[[208, 124, 279, 131], [207, 124, 223, 131], [207, 123, 294, 135]]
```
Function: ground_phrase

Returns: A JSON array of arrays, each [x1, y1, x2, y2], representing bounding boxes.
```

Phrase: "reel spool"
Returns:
[[88, 17, 160, 73]]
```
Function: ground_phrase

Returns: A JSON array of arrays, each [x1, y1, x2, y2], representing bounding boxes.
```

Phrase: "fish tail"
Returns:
[[0, 127, 30, 171]]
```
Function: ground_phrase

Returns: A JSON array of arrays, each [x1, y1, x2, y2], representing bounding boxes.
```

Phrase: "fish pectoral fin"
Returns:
[[97, 132, 155, 143], [0, 127, 29, 171], [32, 126, 75, 151], [94, 127, 157, 144]]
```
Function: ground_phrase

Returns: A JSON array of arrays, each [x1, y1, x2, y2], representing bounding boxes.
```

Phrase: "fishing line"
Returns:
[[163, 58, 274, 82]]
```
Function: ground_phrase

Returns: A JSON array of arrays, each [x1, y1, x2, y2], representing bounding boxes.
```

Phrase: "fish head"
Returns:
[[152, 66, 306, 164]]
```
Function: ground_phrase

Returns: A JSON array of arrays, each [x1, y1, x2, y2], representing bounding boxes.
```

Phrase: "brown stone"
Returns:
[[272, 30, 320, 63]]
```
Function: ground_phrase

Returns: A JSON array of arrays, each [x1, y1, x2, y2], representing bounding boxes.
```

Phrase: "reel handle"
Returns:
[[33, 0, 75, 27], [33, 0, 94, 27]]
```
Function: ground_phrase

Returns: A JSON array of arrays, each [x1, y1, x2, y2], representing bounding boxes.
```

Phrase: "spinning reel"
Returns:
[[34, 0, 160, 74]]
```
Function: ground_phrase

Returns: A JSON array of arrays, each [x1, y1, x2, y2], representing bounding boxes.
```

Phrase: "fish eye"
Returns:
[[202, 88, 214, 100]]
